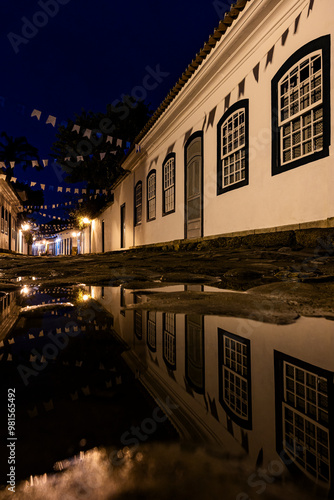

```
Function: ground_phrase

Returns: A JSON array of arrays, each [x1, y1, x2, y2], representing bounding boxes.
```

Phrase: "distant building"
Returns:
[[32, 229, 80, 256], [81, 0, 333, 253], [0, 176, 27, 253]]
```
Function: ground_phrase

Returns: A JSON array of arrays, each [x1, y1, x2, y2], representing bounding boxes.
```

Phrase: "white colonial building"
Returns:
[[0, 176, 27, 254], [81, 0, 333, 253], [32, 229, 81, 256]]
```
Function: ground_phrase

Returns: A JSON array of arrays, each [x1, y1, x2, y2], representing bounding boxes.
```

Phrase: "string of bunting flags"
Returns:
[[179, 0, 317, 138], [0, 99, 142, 154], [37, 213, 74, 222]]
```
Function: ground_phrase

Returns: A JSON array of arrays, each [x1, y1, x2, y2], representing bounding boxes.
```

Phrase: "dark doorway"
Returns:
[[120, 204, 125, 248], [102, 219, 105, 253]]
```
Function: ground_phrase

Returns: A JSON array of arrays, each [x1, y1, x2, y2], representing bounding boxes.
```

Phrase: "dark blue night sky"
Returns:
[[0, 0, 232, 221]]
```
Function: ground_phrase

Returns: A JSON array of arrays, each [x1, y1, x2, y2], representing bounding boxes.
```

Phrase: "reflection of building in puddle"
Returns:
[[275, 352, 332, 487], [0, 290, 20, 340], [88, 284, 334, 493]]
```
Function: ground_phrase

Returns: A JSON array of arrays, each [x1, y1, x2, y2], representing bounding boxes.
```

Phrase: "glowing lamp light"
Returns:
[[82, 218, 91, 225], [20, 285, 30, 296], [72, 232, 78, 237], [21, 224, 30, 231], [82, 294, 90, 302]]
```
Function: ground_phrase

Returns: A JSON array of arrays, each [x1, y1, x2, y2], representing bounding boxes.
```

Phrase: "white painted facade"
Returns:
[[32, 229, 80, 256], [88, 284, 334, 492], [0, 177, 27, 254], [82, 0, 334, 253]]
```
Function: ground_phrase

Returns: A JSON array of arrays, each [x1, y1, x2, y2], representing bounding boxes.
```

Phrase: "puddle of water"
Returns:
[[0, 284, 332, 500]]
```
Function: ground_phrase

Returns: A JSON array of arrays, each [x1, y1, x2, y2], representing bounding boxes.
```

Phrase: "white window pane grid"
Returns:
[[148, 173, 156, 219], [283, 404, 330, 483], [165, 187, 174, 213], [283, 361, 330, 483], [164, 159, 175, 189], [164, 313, 175, 365], [164, 159, 175, 212], [147, 311, 156, 349], [135, 310, 142, 337], [148, 198, 156, 220], [148, 173, 156, 200], [279, 53, 323, 165], [135, 184, 142, 223], [223, 336, 248, 419], [221, 110, 246, 188]]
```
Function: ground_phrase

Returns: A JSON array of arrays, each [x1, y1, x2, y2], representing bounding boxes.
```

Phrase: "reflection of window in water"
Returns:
[[185, 314, 204, 393], [134, 311, 142, 339], [147, 311, 156, 351], [282, 361, 330, 483], [0, 292, 12, 315], [134, 293, 142, 340], [120, 287, 126, 316], [218, 329, 251, 428], [163, 313, 176, 369]]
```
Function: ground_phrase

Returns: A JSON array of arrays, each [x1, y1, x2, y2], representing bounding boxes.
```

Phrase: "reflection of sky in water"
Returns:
[[0, 284, 333, 499]]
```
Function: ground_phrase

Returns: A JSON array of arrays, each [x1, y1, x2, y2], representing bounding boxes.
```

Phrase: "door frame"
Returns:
[[184, 131, 204, 240], [120, 203, 126, 249], [102, 219, 105, 253]]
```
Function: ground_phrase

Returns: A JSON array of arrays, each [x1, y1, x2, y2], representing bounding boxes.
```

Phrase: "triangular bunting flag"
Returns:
[[238, 78, 245, 98], [224, 93, 231, 111], [83, 129, 92, 139], [31, 109, 41, 120], [294, 13, 301, 33], [281, 28, 289, 46], [46, 115, 56, 127], [183, 129, 193, 146], [265, 46, 275, 68], [253, 62, 260, 82], [206, 106, 217, 130]]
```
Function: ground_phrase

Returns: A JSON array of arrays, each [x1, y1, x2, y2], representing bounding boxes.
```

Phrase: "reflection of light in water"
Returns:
[[20, 303, 74, 312], [7, 445, 314, 500], [76, 290, 91, 303]]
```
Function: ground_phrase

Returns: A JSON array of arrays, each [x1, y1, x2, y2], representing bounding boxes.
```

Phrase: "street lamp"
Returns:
[[21, 223, 30, 231]]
